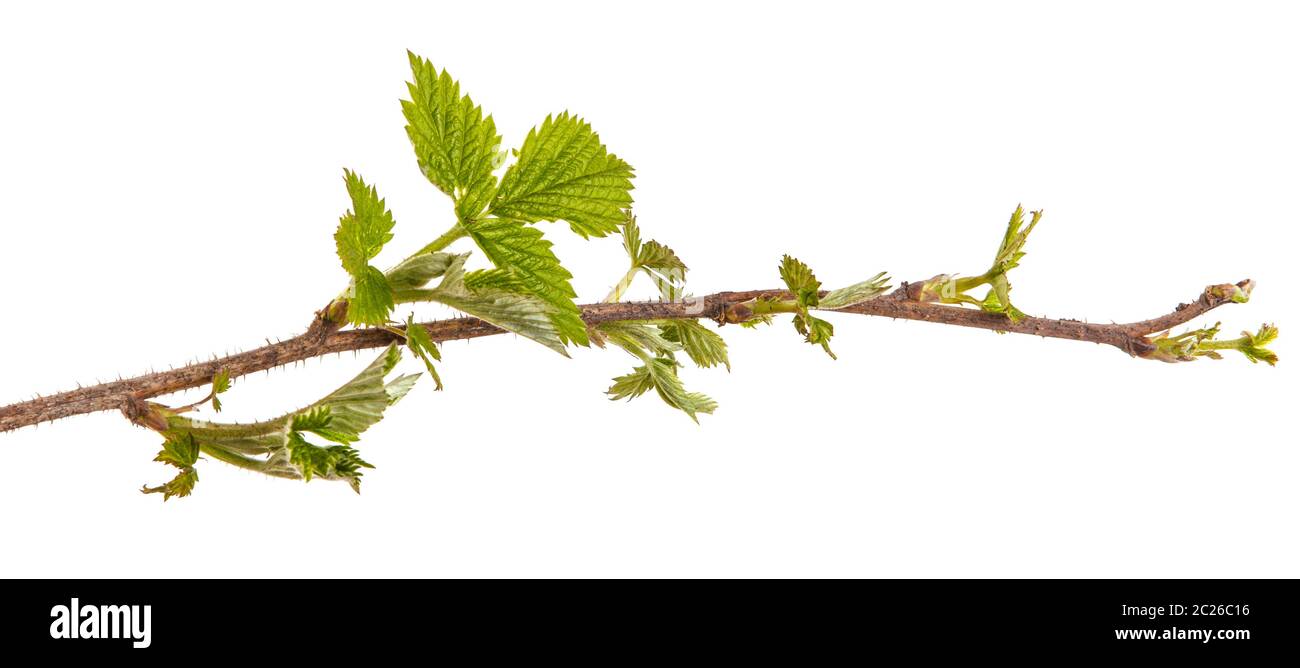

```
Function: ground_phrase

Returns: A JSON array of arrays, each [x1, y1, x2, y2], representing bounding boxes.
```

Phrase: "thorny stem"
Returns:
[[0, 279, 1253, 434]]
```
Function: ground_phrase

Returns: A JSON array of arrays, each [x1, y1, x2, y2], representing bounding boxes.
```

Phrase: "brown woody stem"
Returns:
[[0, 279, 1252, 433]]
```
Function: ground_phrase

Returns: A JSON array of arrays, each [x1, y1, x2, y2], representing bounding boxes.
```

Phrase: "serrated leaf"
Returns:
[[793, 314, 836, 359], [210, 368, 231, 413], [405, 314, 444, 390], [153, 346, 416, 493], [462, 267, 527, 293], [659, 320, 730, 370], [335, 170, 397, 326], [286, 431, 374, 492], [335, 170, 395, 273], [154, 432, 200, 469], [779, 255, 821, 309], [993, 205, 1041, 274], [622, 213, 642, 259], [212, 369, 231, 395], [607, 357, 717, 422], [1240, 323, 1280, 365], [463, 218, 586, 346], [490, 112, 634, 238], [403, 52, 504, 221], [289, 406, 361, 445], [385, 373, 422, 405], [818, 272, 890, 310], [141, 467, 198, 501], [597, 322, 682, 359], [346, 266, 396, 327], [638, 241, 687, 278], [424, 254, 568, 355]]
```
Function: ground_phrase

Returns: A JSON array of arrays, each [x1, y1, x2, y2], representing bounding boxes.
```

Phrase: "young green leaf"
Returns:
[[1239, 323, 1280, 365], [596, 321, 682, 359], [607, 357, 717, 422], [404, 314, 444, 390], [286, 431, 374, 493], [779, 255, 822, 308], [335, 170, 397, 326], [462, 218, 587, 346], [290, 406, 358, 445], [794, 314, 837, 360], [402, 52, 504, 221], [659, 320, 730, 370], [404, 253, 568, 355], [980, 205, 1042, 321], [624, 217, 687, 280], [145, 346, 418, 498], [154, 432, 200, 469], [141, 468, 198, 501], [210, 369, 231, 412], [818, 272, 891, 310], [490, 112, 634, 238], [607, 215, 689, 302], [386, 252, 457, 293]]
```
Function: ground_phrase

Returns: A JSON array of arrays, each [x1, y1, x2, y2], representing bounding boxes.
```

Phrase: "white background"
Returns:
[[0, 1, 1294, 578]]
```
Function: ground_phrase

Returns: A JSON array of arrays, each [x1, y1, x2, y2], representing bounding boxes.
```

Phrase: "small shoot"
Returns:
[[918, 205, 1042, 321], [210, 369, 231, 412], [287, 431, 374, 494], [403, 314, 444, 391], [141, 432, 201, 501], [137, 346, 418, 499], [722, 256, 889, 359], [607, 357, 718, 423], [607, 215, 688, 302], [1145, 322, 1279, 365]]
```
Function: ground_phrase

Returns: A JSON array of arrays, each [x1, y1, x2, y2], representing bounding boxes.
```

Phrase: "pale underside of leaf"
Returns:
[[817, 272, 891, 310], [462, 218, 587, 346]]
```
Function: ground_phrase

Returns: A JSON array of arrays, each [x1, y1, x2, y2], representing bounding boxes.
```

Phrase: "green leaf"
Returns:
[[335, 170, 397, 326], [462, 267, 527, 293], [290, 406, 361, 445], [154, 432, 200, 469], [335, 170, 396, 273], [624, 216, 687, 282], [597, 322, 682, 359], [638, 241, 686, 278], [386, 252, 456, 292], [347, 266, 397, 327], [405, 314, 444, 390], [607, 357, 717, 422], [779, 255, 821, 309], [402, 52, 504, 221], [462, 218, 586, 346], [490, 112, 634, 238], [385, 373, 422, 405], [794, 314, 837, 360], [659, 320, 730, 370], [818, 272, 891, 310], [286, 431, 374, 493], [1239, 323, 1280, 365], [992, 205, 1041, 275], [153, 346, 418, 493], [141, 468, 198, 501], [210, 369, 231, 412]]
